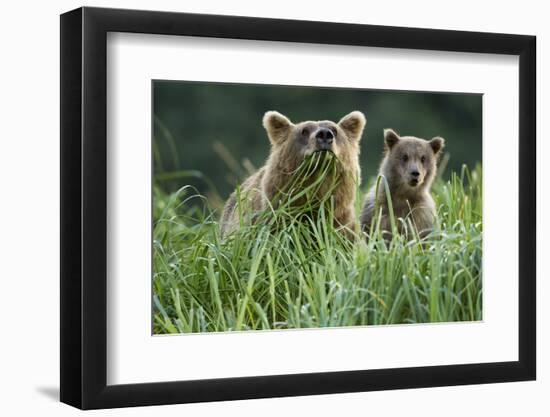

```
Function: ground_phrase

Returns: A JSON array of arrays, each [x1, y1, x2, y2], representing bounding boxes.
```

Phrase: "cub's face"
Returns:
[[262, 110, 366, 171], [383, 129, 445, 190]]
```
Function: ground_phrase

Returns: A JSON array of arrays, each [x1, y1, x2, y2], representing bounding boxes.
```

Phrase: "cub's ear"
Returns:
[[338, 111, 366, 141], [384, 128, 400, 150], [263, 111, 293, 145], [429, 136, 445, 154]]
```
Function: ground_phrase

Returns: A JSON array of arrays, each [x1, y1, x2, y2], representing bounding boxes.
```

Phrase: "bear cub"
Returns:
[[360, 128, 444, 240], [220, 110, 366, 237]]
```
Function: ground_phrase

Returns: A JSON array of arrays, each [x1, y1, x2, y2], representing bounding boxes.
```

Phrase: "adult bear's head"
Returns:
[[262, 110, 366, 176]]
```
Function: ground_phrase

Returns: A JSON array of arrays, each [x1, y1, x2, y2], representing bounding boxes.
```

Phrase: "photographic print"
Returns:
[[60, 8, 536, 408], [152, 81, 482, 334]]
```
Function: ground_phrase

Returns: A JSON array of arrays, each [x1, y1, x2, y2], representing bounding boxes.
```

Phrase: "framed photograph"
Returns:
[[60, 6, 536, 409]]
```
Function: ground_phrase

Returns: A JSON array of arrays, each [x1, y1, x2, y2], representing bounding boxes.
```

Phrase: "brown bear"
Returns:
[[360, 128, 444, 240], [220, 110, 366, 238]]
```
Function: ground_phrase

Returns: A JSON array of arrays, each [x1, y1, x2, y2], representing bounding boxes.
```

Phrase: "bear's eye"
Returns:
[[329, 126, 337, 137], [421, 155, 426, 163], [402, 154, 409, 162], [301, 128, 309, 136]]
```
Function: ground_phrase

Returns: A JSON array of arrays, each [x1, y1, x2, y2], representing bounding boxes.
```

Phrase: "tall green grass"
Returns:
[[153, 159, 482, 334]]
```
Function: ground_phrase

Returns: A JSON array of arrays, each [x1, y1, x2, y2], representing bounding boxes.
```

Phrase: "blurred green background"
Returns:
[[153, 80, 482, 207]]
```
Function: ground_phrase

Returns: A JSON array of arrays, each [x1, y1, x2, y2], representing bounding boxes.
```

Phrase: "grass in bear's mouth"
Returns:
[[301, 150, 339, 178], [312, 149, 335, 155], [278, 151, 341, 208], [152, 164, 482, 334], [310, 149, 337, 165]]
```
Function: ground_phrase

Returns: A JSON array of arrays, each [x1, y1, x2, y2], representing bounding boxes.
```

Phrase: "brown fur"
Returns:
[[221, 111, 366, 237], [360, 129, 445, 240]]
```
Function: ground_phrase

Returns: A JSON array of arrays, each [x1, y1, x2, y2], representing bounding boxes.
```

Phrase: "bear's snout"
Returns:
[[407, 165, 423, 186], [315, 128, 334, 150], [409, 174, 422, 187]]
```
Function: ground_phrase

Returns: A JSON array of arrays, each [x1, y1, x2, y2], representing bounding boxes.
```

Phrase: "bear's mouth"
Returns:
[[303, 149, 338, 169], [408, 178, 420, 187], [313, 149, 335, 154]]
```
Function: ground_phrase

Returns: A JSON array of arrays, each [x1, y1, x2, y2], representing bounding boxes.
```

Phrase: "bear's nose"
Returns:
[[410, 170, 420, 178], [315, 128, 334, 146]]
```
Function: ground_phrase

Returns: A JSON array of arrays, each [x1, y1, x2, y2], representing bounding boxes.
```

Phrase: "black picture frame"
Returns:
[[60, 6, 536, 410]]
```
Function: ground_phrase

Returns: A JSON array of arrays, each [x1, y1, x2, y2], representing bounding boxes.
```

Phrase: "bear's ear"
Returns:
[[429, 136, 445, 154], [263, 111, 293, 145], [384, 129, 400, 150], [338, 111, 366, 141]]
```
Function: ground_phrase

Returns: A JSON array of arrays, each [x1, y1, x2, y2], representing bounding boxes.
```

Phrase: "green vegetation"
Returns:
[[152, 156, 483, 334]]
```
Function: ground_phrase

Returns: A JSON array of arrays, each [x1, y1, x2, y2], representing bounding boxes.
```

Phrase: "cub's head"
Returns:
[[262, 110, 366, 172], [382, 129, 445, 190]]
